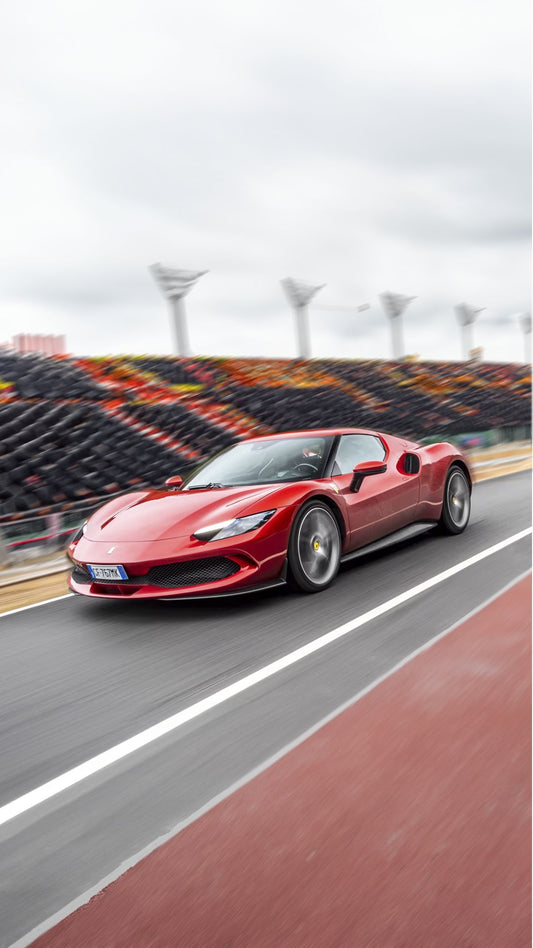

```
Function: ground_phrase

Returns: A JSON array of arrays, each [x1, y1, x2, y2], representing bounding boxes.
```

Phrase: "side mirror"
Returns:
[[350, 460, 387, 493], [165, 475, 183, 490]]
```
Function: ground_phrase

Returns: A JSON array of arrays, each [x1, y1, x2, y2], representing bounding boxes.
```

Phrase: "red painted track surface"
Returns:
[[34, 576, 531, 948]]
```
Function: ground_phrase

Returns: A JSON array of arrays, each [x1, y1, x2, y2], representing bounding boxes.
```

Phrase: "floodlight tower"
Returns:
[[455, 303, 484, 360], [518, 312, 531, 363], [379, 292, 416, 360], [150, 263, 208, 356], [281, 277, 325, 360]]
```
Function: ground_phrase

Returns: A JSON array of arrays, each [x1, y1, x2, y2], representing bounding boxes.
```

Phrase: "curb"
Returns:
[[0, 558, 69, 588]]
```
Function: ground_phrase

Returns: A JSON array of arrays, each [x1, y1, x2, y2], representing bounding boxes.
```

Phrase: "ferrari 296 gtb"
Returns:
[[68, 428, 472, 600]]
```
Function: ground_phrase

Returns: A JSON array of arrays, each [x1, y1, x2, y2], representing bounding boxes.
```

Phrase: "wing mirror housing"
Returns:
[[350, 460, 387, 493], [165, 475, 183, 490]]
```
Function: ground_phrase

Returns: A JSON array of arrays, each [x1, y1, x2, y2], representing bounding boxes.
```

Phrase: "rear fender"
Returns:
[[418, 443, 472, 517]]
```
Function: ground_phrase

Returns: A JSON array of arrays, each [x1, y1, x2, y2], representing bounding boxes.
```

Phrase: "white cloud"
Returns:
[[0, 0, 529, 364]]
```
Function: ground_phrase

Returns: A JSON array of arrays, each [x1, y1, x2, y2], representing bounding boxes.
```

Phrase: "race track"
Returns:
[[1, 470, 531, 947]]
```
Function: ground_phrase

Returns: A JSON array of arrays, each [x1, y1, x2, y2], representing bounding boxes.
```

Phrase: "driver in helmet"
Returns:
[[290, 439, 322, 474]]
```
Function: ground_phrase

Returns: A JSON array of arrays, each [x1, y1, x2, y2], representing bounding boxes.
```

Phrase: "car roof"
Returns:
[[242, 428, 382, 442]]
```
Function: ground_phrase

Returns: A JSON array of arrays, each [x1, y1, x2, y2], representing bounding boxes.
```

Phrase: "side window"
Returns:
[[333, 435, 386, 475]]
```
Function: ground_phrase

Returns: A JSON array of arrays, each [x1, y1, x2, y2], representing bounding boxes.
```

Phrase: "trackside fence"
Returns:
[[0, 494, 130, 567]]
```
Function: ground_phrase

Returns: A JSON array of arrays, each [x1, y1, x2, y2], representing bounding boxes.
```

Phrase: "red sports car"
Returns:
[[67, 428, 472, 600]]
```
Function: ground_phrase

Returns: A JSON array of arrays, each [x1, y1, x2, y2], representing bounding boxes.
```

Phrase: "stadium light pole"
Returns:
[[281, 277, 325, 360], [150, 263, 208, 356], [455, 303, 484, 361], [379, 292, 416, 360], [518, 312, 531, 363]]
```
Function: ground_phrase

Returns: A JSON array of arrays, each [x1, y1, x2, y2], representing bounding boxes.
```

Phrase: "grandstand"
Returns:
[[0, 351, 530, 522]]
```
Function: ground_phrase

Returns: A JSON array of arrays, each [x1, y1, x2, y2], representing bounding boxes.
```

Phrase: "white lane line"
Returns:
[[0, 526, 531, 828], [10, 566, 532, 948], [0, 594, 71, 619]]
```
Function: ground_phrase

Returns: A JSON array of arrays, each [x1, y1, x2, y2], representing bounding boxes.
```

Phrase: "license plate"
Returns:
[[87, 564, 128, 581]]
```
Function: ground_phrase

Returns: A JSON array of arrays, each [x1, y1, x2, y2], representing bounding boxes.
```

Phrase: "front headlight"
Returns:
[[193, 509, 276, 542]]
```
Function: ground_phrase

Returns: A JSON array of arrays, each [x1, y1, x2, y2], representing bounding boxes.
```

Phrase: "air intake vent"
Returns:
[[144, 558, 240, 588], [72, 564, 92, 584], [403, 453, 420, 474], [74, 557, 240, 589]]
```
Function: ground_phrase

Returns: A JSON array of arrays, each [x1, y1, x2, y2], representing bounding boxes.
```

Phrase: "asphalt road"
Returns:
[[1, 471, 531, 947]]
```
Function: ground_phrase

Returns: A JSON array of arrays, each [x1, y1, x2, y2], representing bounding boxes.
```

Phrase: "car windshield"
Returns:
[[184, 436, 333, 489]]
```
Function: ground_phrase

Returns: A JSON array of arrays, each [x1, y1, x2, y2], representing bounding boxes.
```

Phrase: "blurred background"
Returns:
[[0, 0, 530, 575]]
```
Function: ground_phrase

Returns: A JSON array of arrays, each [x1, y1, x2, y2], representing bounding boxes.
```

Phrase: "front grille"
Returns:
[[72, 557, 240, 589], [144, 558, 240, 588]]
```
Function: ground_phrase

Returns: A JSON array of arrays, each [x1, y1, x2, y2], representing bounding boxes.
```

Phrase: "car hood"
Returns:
[[84, 484, 288, 542]]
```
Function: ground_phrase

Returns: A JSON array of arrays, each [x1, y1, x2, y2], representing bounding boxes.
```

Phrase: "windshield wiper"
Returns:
[[186, 482, 224, 490]]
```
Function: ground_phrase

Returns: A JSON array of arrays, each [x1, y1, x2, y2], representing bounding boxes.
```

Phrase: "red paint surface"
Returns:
[[68, 426, 470, 599], [34, 576, 531, 947]]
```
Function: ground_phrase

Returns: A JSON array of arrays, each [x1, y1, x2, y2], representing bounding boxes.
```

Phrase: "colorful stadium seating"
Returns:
[[0, 351, 530, 520]]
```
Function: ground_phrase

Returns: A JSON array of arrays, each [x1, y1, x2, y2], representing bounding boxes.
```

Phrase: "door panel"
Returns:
[[330, 435, 420, 551]]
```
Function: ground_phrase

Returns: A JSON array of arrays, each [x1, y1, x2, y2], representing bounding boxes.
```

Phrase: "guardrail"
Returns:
[[0, 504, 103, 567]]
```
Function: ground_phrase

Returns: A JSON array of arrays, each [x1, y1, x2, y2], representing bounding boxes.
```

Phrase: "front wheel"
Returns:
[[287, 502, 341, 593], [439, 466, 471, 534]]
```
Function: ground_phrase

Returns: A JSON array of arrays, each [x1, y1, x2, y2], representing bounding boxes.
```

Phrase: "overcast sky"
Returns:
[[0, 0, 530, 363]]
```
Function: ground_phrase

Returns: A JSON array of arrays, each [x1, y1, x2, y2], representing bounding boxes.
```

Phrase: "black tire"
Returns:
[[439, 465, 471, 535], [287, 501, 341, 593]]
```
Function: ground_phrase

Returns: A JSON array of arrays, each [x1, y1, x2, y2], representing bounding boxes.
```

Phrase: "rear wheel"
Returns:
[[439, 466, 471, 534], [288, 502, 341, 593]]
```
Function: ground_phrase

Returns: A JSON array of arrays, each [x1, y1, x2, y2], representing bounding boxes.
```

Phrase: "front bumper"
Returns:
[[67, 500, 296, 600], [69, 572, 287, 600], [69, 553, 286, 599], [67, 526, 291, 600]]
